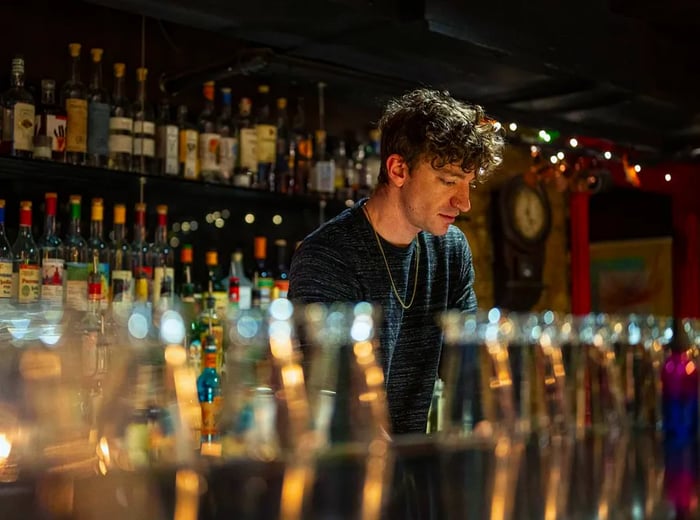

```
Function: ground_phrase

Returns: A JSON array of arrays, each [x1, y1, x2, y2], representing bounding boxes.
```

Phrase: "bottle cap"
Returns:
[[156, 204, 168, 215], [181, 245, 193, 263], [113, 63, 126, 78], [68, 43, 81, 58], [113, 204, 126, 224], [69, 194, 81, 205], [277, 98, 287, 109], [0, 200, 4, 209], [11, 57, 24, 75], [203, 81, 215, 102], [20, 201, 32, 210], [206, 250, 218, 266], [239, 97, 252, 113], [254, 236, 267, 260], [136, 67, 148, 82], [45, 192, 58, 200], [41, 79, 56, 90], [135, 202, 146, 213], [91, 198, 104, 221], [258, 84, 270, 94], [90, 48, 103, 62]]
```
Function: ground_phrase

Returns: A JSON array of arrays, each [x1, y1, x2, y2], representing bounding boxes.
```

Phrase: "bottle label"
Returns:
[[239, 128, 257, 171], [65, 262, 88, 311], [199, 133, 220, 173], [315, 160, 336, 193], [109, 116, 133, 133], [238, 285, 252, 310], [179, 129, 199, 179], [157, 124, 179, 174], [133, 136, 155, 157], [109, 134, 133, 155], [257, 277, 274, 307], [152, 266, 174, 307], [65, 98, 88, 153], [255, 124, 277, 163], [232, 173, 251, 188], [39, 114, 68, 152], [133, 120, 155, 135], [87, 102, 110, 156], [0, 260, 12, 299], [219, 136, 237, 179], [200, 397, 222, 437], [13, 102, 35, 152], [40, 258, 65, 304], [111, 269, 133, 302], [18, 264, 40, 303]]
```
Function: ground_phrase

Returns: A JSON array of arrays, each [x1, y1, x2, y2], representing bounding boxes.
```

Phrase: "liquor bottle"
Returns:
[[110, 203, 133, 322], [198, 333, 222, 445], [86, 48, 110, 168], [205, 250, 227, 317], [195, 295, 224, 370], [130, 202, 151, 304], [253, 236, 273, 309], [290, 97, 313, 194], [180, 245, 201, 373], [1, 55, 35, 158], [35, 79, 67, 161], [37, 192, 64, 305], [64, 195, 89, 311], [254, 84, 277, 190], [62, 43, 88, 165], [198, 81, 221, 182], [273, 239, 289, 299], [217, 87, 236, 183], [87, 198, 110, 309], [177, 105, 199, 180], [12, 201, 40, 304], [0, 200, 13, 300], [132, 67, 156, 174], [156, 98, 179, 176], [108, 63, 133, 171], [274, 97, 290, 193], [312, 129, 335, 195], [234, 97, 255, 188], [147, 204, 174, 312], [229, 249, 252, 311], [334, 140, 353, 200]]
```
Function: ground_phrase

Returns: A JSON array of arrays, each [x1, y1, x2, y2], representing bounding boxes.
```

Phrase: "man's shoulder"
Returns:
[[423, 225, 470, 254], [300, 204, 364, 249]]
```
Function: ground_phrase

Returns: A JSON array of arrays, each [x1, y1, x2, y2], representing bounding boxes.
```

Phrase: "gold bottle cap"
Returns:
[[258, 84, 270, 94], [69, 194, 81, 204], [220, 86, 231, 94], [136, 67, 148, 82], [113, 204, 126, 224], [91, 199, 104, 221], [20, 201, 32, 210], [157, 204, 168, 215], [45, 192, 57, 200], [135, 202, 146, 212], [277, 97, 287, 109], [0, 200, 5, 209], [369, 129, 381, 141], [206, 250, 218, 266], [90, 48, 103, 62], [114, 63, 126, 78], [68, 43, 81, 58]]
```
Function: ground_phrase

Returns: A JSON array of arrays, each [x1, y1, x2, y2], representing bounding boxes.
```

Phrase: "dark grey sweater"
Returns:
[[288, 199, 477, 435]]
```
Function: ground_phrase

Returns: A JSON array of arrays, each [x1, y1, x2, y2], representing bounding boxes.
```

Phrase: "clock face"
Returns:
[[512, 186, 547, 240]]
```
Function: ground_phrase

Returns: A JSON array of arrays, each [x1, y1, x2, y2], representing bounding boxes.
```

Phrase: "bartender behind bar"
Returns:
[[288, 88, 504, 436]]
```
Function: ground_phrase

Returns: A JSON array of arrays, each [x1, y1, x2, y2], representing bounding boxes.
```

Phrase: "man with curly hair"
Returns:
[[289, 88, 504, 437]]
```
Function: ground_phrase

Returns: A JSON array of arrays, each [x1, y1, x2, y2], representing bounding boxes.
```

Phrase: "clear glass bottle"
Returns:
[[86, 48, 110, 167], [229, 249, 252, 311], [198, 81, 221, 182], [12, 201, 40, 304], [198, 333, 222, 444], [217, 87, 236, 183], [130, 202, 151, 304], [195, 295, 223, 370], [36, 79, 67, 161], [37, 192, 64, 305], [156, 98, 179, 176], [234, 97, 255, 188], [62, 43, 88, 165], [64, 195, 88, 311], [108, 63, 133, 171], [177, 105, 199, 180], [254, 84, 276, 190], [147, 204, 174, 312], [0, 200, 14, 300], [132, 67, 156, 175], [110, 203, 133, 322], [87, 198, 110, 309], [1, 55, 35, 158]]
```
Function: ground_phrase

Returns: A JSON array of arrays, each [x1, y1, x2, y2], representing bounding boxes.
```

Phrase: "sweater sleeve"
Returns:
[[288, 239, 362, 304], [453, 236, 478, 313]]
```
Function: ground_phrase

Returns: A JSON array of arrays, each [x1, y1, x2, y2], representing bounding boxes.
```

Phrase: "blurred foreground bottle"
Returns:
[[198, 333, 222, 448], [662, 347, 698, 441]]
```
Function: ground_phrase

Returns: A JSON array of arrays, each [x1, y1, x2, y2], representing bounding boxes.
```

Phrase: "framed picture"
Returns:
[[590, 237, 673, 315]]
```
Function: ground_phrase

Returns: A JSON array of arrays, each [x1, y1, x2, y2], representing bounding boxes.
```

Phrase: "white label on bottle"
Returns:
[[109, 117, 133, 132], [232, 172, 251, 188], [111, 269, 133, 302], [133, 121, 155, 135], [315, 160, 336, 193], [133, 137, 155, 157], [44, 114, 68, 152], [109, 134, 133, 155], [179, 129, 199, 179], [40, 258, 65, 304], [239, 128, 257, 171], [152, 266, 174, 307], [13, 102, 35, 152], [199, 133, 220, 172], [238, 285, 252, 310], [0, 260, 12, 299], [157, 124, 179, 174], [18, 264, 40, 303], [255, 124, 276, 163], [65, 262, 88, 311], [219, 136, 237, 179]]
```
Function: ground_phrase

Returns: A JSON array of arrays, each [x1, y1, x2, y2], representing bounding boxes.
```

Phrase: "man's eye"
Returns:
[[441, 178, 457, 186]]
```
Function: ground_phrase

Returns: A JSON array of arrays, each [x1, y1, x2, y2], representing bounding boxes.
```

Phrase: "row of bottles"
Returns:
[[1, 45, 381, 199]]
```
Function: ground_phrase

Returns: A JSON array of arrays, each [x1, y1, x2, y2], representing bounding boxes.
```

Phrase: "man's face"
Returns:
[[398, 158, 475, 236]]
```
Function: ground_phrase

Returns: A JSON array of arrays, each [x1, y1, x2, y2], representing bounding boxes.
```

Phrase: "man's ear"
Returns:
[[386, 154, 408, 187]]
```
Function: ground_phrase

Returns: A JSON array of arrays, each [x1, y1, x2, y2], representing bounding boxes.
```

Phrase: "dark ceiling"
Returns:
[[87, 0, 700, 161]]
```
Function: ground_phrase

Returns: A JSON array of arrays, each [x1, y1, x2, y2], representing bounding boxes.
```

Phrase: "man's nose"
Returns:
[[451, 186, 471, 213]]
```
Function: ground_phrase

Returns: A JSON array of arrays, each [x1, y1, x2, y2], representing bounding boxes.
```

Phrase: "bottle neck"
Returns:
[[113, 222, 126, 242], [113, 75, 125, 99], [43, 213, 57, 237], [42, 88, 56, 106], [69, 216, 81, 237], [90, 60, 103, 90], [90, 219, 103, 240], [11, 71, 24, 88], [70, 56, 81, 83], [134, 211, 146, 242], [138, 79, 147, 106]]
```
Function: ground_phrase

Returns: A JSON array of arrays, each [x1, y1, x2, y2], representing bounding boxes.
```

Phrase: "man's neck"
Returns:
[[363, 188, 418, 247]]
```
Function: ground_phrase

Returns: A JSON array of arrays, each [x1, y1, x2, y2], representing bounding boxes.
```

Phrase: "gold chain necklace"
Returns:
[[362, 204, 420, 310]]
